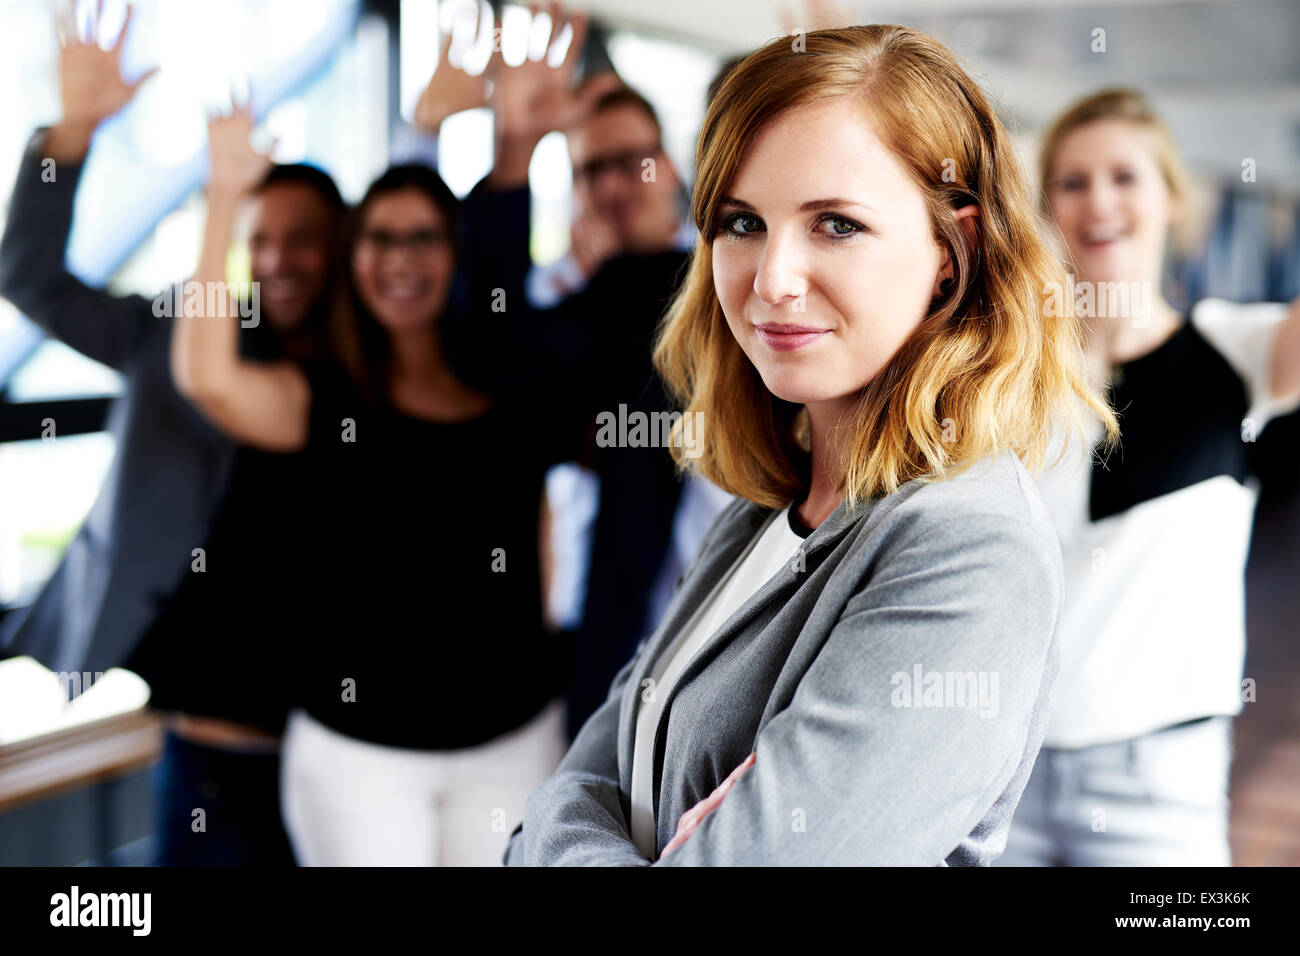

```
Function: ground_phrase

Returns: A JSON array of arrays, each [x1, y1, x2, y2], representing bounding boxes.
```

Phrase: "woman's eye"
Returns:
[[1113, 169, 1136, 186], [1060, 176, 1086, 192], [816, 214, 864, 238], [719, 212, 763, 237]]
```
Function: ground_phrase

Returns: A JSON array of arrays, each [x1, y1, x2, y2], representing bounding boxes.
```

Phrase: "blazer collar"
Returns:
[[615, 492, 882, 809]]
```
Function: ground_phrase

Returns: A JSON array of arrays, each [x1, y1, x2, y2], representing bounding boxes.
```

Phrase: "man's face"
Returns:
[[567, 104, 682, 254], [248, 183, 338, 333]]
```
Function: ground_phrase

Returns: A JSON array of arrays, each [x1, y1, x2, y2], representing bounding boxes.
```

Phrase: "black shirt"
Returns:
[[126, 433, 314, 735], [1090, 316, 1251, 521], [293, 363, 573, 750]]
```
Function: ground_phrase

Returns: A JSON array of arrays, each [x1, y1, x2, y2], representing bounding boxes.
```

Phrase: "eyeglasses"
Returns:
[[355, 228, 450, 256], [572, 144, 663, 187]]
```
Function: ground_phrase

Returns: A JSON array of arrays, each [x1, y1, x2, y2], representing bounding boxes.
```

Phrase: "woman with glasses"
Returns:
[[171, 108, 578, 866]]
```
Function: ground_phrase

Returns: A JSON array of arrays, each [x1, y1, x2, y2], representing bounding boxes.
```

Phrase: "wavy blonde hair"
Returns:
[[653, 24, 1119, 509]]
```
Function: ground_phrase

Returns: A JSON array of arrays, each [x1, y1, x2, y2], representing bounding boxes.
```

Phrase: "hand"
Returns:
[[413, 25, 491, 133], [569, 204, 620, 280], [206, 102, 274, 197], [51, 0, 156, 155], [491, 2, 620, 144], [56, 0, 157, 128], [660, 752, 756, 859]]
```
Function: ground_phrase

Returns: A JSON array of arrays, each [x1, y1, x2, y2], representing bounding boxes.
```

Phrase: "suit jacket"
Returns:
[[443, 197, 694, 742], [505, 449, 1064, 865], [0, 132, 244, 681]]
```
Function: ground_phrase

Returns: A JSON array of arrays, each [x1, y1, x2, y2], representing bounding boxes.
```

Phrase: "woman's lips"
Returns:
[[755, 323, 830, 352]]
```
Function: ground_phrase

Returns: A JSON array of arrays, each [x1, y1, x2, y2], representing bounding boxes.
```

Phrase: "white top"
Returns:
[[629, 504, 809, 858], [1036, 297, 1300, 748]]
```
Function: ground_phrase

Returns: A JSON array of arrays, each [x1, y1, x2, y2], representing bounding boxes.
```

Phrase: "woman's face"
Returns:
[[712, 96, 949, 421], [351, 187, 456, 334], [1046, 119, 1174, 286]]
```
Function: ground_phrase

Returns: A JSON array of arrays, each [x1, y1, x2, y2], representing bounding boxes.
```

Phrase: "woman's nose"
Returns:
[[752, 229, 809, 307], [1083, 179, 1119, 218]]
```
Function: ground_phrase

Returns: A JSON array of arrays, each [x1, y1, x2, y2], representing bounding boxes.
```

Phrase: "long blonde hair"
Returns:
[[653, 24, 1118, 509]]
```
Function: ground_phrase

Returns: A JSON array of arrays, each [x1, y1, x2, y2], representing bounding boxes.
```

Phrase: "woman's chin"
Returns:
[[756, 370, 842, 408], [370, 305, 439, 334]]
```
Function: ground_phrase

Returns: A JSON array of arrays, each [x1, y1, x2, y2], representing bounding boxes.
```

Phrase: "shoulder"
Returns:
[[882, 450, 1050, 534], [1190, 296, 1300, 419], [1191, 296, 1289, 339], [851, 450, 1063, 591]]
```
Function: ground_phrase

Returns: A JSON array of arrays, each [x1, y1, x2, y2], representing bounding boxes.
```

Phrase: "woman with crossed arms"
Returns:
[[504, 24, 1119, 866]]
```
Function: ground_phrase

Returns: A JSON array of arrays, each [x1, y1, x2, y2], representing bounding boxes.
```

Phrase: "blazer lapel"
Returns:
[[615, 493, 876, 807]]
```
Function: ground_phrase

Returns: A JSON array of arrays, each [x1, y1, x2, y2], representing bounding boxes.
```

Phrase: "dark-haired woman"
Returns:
[[172, 108, 573, 866]]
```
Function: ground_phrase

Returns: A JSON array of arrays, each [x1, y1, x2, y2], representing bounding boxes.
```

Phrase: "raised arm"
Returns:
[[654, 488, 1063, 866], [169, 107, 310, 452], [0, 3, 158, 370]]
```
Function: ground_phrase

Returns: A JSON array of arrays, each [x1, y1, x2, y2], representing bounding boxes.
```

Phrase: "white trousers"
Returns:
[[280, 698, 568, 866], [993, 716, 1234, 866]]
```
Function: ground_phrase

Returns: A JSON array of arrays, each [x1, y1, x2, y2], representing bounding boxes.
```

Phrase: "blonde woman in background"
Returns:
[[996, 89, 1300, 867]]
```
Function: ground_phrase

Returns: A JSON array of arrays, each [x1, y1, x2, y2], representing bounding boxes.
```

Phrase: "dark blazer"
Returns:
[[505, 451, 1064, 865], [0, 132, 248, 680], [445, 202, 693, 742]]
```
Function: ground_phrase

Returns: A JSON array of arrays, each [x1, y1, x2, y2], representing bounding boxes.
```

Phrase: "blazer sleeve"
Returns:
[[0, 129, 155, 372], [504, 646, 651, 866], [653, 489, 1062, 866]]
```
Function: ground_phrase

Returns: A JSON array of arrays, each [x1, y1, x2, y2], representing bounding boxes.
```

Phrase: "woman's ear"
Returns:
[[932, 204, 981, 298]]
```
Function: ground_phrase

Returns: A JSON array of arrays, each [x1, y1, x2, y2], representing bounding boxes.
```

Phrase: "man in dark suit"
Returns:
[[0, 11, 342, 864], [418, 24, 732, 742]]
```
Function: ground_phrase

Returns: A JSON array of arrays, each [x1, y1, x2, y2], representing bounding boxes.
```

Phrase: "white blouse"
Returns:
[[1035, 297, 1300, 748], [628, 504, 810, 859]]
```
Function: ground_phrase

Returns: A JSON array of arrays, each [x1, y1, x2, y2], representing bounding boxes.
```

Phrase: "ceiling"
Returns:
[[576, 0, 1300, 191]]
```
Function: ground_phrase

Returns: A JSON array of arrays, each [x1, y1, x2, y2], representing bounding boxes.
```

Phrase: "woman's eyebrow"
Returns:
[[718, 195, 876, 214]]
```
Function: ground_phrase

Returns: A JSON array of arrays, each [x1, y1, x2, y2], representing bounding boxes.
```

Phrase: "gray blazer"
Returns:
[[0, 132, 243, 679], [505, 449, 1063, 865]]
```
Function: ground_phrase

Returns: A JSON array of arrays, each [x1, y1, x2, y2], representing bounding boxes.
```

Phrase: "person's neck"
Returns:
[[1086, 297, 1181, 366], [796, 399, 853, 530], [387, 324, 445, 381], [278, 327, 323, 364]]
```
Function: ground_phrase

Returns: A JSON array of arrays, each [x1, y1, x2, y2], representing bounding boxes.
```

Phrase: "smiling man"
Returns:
[[0, 9, 344, 866]]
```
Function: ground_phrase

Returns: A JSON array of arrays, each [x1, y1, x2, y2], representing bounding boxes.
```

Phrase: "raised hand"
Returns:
[[491, 1, 620, 144], [569, 204, 620, 281], [206, 102, 274, 197], [56, 0, 156, 130], [413, 25, 491, 133]]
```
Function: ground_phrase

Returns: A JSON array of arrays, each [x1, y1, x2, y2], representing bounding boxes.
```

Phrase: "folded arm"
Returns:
[[505, 648, 650, 866], [654, 494, 1061, 866]]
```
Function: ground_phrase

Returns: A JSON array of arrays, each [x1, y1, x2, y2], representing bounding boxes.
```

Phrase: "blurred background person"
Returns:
[[0, 4, 342, 865], [995, 88, 1300, 866], [171, 51, 592, 859], [422, 6, 735, 744]]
